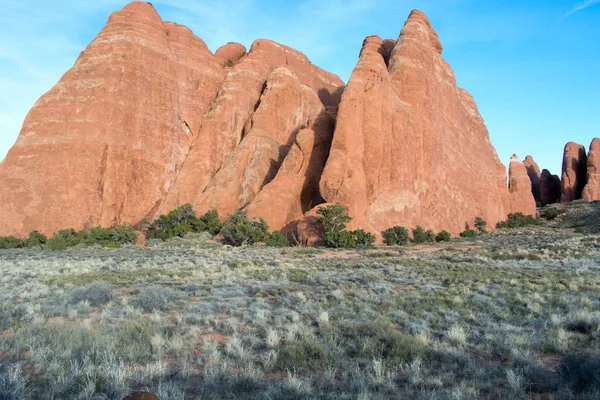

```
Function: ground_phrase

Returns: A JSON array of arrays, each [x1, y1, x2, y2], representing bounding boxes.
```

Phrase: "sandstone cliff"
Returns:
[[561, 142, 587, 203], [582, 138, 600, 201], [318, 11, 519, 237], [0, 3, 538, 239]]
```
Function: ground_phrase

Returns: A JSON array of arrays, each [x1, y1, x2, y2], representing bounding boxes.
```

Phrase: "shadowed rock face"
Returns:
[[582, 138, 600, 201], [0, 2, 224, 236], [0, 4, 534, 239], [540, 169, 562, 206], [561, 142, 587, 203], [524, 155, 541, 203], [318, 10, 516, 237], [508, 155, 537, 216]]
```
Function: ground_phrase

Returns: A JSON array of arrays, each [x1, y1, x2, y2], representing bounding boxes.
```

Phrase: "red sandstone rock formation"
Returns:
[[0, 4, 541, 239], [0, 2, 224, 237], [540, 169, 561, 206], [193, 67, 332, 220], [561, 142, 587, 203], [508, 155, 537, 216], [523, 155, 541, 203], [215, 42, 247, 67], [582, 138, 600, 201], [158, 38, 343, 216], [318, 11, 515, 237], [246, 124, 333, 230]]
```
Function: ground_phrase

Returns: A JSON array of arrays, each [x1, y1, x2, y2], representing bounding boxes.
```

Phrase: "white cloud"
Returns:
[[564, 0, 600, 18]]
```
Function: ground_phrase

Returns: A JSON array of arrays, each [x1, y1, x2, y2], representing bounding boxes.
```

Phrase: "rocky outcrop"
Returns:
[[561, 142, 587, 203], [0, 2, 224, 237], [540, 169, 561, 206], [582, 138, 600, 201], [318, 10, 515, 237], [0, 4, 544, 239], [193, 68, 332, 220], [524, 155, 541, 203], [508, 155, 537, 216], [158, 38, 343, 216], [215, 42, 247, 67], [246, 124, 333, 230]]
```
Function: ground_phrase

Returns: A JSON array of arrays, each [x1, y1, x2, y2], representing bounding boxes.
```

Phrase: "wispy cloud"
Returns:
[[563, 0, 600, 18]]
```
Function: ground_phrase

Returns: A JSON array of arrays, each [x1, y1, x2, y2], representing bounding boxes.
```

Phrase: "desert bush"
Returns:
[[540, 207, 565, 221], [316, 205, 376, 248], [475, 217, 487, 233], [136, 286, 180, 311], [412, 226, 434, 243], [69, 282, 114, 306], [460, 229, 478, 238], [352, 229, 376, 248], [145, 205, 222, 241], [84, 224, 138, 248], [496, 212, 539, 229], [0, 236, 24, 249], [25, 230, 47, 248], [435, 230, 452, 242], [382, 226, 409, 245], [45, 228, 85, 250], [274, 341, 329, 371], [265, 231, 290, 247], [559, 351, 600, 394], [221, 210, 270, 246], [199, 209, 223, 235]]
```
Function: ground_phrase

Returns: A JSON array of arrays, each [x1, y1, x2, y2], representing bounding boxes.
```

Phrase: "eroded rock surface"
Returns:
[[0, 2, 223, 236], [582, 138, 600, 201], [561, 142, 587, 203], [524, 155, 541, 203], [318, 11, 515, 237], [540, 169, 562, 206], [508, 155, 537, 216]]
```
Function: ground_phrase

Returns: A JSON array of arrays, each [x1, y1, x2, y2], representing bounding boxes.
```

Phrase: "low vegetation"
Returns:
[[1, 202, 600, 398], [316, 204, 375, 248], [496, 212, 540, 229]]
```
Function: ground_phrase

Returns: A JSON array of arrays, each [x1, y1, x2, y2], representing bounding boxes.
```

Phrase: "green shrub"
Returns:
[[435, 230, 452, 242], [352, 229, 376, 248], [316, 205, 376, 248], [25, 231, 47, 248], [146, 205, 221, 241], [84, 224, 137, 248], [496, 212, 539, 229], [0, 236, 25, 249], [475, 217, 487, 233], [382, 226, 409, 245], [274, 341, 329, 371], [265, 231, 290, 247], [199, 209, 222, 235], [540, 208, 565, 221], [46, 228, 85, 250], [460, 229, 478, 238], [221, 210, 269, 246], [412, 226, 434, 243]]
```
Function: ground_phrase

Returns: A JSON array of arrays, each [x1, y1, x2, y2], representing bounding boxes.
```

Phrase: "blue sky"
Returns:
[[0, 0, 598, 177]]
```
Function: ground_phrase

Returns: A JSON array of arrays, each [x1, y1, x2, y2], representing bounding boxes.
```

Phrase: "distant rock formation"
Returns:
[[0, 3, 540, 239], [582, 138, 600, 201], [561, 142, 587, 203], [523, 155, 541, 203], [540, 169, 562, 206], [508, 155, 537, 216]]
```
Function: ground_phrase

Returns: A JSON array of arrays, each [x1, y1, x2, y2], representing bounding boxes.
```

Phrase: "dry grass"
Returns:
[[1, 203, 600, 399]]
